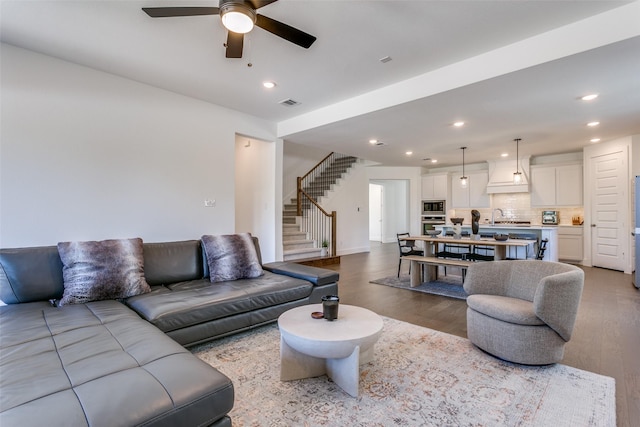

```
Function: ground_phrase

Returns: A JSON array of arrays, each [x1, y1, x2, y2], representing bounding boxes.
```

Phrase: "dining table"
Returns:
[[408, 234, 534, 260], [402, 234, 536, 286]]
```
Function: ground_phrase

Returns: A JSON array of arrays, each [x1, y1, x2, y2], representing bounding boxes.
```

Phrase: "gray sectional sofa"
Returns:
[[0, 237, 339, 426]]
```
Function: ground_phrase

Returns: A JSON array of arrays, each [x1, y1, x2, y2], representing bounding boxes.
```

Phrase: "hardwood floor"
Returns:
[[324, 242, 640, 427]]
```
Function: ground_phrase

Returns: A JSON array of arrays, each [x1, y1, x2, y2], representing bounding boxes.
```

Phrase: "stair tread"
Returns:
[[284, 239, 315, 244], [283, 247, 323, 255]]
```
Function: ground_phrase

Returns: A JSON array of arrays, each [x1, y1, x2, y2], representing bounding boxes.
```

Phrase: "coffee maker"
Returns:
[[542, 211, 559, 225]]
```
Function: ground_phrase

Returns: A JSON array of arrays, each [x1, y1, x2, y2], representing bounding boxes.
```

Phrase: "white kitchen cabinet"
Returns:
[[558, 226, 584, 263], [540, 227, 559, 262], [450, 171, 490, 208], [531, 163, 583, 207], [421, 173, 448, 200]]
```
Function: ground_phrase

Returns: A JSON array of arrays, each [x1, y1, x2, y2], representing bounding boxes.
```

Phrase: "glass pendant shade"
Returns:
[[513, 171, 522, 184]]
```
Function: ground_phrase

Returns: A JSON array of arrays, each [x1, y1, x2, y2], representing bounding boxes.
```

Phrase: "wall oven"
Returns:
[[422, 217, 446, 235], [422, 200, 445, 216]]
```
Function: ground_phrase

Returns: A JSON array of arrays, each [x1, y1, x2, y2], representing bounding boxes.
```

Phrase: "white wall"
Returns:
[[282, 141, 330, 203], [321, 162, 370, 255], [0, 44, 277, 248]]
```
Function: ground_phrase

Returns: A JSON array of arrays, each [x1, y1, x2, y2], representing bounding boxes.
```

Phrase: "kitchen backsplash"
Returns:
[[450, 193, 584, 226]]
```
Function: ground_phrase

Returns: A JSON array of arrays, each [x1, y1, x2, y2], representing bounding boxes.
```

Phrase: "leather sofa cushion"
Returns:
[[0, 246, 64, 304], [262, 261, 339, 286], [143, 240, 204, 285], [467, 294, 545, 326], [0, 300, 233, 427], [126, 271, 313, 332]]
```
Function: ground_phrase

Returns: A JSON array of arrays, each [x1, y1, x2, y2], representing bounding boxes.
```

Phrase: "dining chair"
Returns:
[[536, 238, 549, 260], [397, 233, 423, 277]]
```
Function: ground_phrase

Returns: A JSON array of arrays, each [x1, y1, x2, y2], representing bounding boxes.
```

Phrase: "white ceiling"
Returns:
[[2, 0, 640, 167]]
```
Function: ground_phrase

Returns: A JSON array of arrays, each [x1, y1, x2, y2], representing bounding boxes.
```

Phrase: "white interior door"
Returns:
[[368, 183, 383, 242], [590, 150, 627, 271]]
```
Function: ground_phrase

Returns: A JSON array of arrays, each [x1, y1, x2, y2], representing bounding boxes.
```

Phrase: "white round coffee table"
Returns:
[[278, 304, 383, 397]]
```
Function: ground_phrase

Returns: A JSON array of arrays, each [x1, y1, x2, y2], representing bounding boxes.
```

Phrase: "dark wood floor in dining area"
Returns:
[[324, 241, 640, 427]]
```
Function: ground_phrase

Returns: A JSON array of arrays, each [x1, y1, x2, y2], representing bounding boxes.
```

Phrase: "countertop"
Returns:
[[435, 224, 558, 230]]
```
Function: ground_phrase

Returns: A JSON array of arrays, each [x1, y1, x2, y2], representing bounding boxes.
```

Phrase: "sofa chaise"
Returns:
[[0, 236, 339, 426]]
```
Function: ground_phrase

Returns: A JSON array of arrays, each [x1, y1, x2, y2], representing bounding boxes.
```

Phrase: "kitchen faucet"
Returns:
[[492, 208, 504, 225]]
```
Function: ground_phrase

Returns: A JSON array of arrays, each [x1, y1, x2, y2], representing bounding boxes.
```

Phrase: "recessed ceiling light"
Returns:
[[581, 94, 598, 101], [587, 121, 600, 127], [590, 138, 601, 143], [501, 153, 509, 157], [431, 159, 438, 163], [453, 121, 465, 127], [263, 81, 276, 89], [405, 151, 413, 156], [369, 139, 378, 144]]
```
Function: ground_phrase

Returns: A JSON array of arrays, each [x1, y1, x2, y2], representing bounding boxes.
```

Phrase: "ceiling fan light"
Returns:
[[220, 4, 256, 34]]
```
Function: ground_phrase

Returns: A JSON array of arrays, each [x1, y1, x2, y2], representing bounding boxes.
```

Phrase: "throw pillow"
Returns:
[[201, 233, 263, 283], [57, 238, 151, 306]]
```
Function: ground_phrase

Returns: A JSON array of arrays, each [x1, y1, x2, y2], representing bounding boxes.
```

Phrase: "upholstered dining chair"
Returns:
[[463, 260, 584, 365], [396, 233, 424, 277]]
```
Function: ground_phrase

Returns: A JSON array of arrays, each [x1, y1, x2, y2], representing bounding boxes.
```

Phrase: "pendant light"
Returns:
[[513, 138, 522, 184], [460, 147, 468, 188]]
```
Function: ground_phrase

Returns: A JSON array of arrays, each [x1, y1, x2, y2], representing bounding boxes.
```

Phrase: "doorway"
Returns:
[[369, 180, 410, 243]]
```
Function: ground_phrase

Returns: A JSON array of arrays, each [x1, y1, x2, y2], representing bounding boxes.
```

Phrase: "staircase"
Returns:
[[282, 154, 358, 262]]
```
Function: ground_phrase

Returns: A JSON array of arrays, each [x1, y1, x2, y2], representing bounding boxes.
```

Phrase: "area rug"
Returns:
[[192, 317, 615, 426], [370, 274, 467, 299]]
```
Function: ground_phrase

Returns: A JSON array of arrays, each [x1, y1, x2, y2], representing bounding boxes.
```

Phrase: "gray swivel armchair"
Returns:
[[463, 260, 584, 365]]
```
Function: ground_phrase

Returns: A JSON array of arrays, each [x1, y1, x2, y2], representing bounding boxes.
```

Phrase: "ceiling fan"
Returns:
[[142, 0, 317, 58]]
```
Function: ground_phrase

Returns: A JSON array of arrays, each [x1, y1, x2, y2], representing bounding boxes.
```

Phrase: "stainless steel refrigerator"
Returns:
[[635, 176, 640, 288]]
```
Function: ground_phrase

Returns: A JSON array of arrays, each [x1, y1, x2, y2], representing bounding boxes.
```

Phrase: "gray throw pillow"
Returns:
[[201, 233, 263, 283], [57, 238, 151, 306]]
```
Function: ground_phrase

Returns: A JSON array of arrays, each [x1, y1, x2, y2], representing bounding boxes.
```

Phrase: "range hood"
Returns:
[[486, 157, 530, 194]]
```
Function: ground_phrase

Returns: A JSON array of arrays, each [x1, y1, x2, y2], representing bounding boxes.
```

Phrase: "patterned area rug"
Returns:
[[192, 317, 615, 426], [370, 274, 467, 299]]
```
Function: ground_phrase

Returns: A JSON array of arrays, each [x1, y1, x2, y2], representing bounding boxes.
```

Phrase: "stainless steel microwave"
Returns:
[[422, 200, 445, 215]]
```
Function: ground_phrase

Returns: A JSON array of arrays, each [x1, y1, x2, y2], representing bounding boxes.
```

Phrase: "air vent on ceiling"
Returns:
[[279, 98, 301, 107], [379, 56, 392, 63], [372, 141, 386, 147]]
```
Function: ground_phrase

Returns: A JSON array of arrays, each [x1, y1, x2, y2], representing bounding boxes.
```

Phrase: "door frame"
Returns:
[[583, 137, 633, 273]]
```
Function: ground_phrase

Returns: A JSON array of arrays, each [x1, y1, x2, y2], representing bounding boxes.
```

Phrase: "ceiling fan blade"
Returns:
[[246, 0, 279, 10], [142, 7, 220, 18], [226, 31, 244, 58], [255, 14, 316, 49]]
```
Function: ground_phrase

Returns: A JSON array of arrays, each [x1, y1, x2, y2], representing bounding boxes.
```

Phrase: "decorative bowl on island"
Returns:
[[494, 233, 509, 241], [450, 218, 464, 225], [426, 230, 442, 236]]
